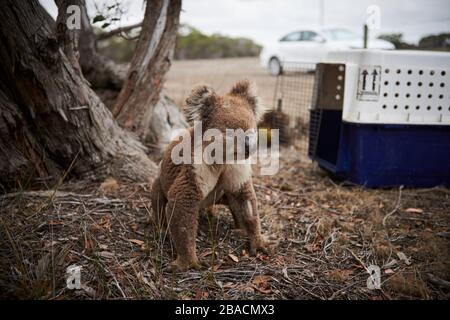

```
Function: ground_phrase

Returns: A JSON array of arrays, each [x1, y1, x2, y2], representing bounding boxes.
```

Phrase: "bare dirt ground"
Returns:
[[166, 58, 278, 109], [1, 58, 449, 300]]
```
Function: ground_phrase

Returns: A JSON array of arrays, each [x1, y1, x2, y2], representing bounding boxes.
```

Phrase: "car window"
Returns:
[[301, 31, 323, 42], [321, 28, 360, 41], [280, 32, 302, 42]]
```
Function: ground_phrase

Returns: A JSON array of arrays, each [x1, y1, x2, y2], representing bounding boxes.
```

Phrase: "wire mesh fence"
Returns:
[[261, 62, 318, 158]]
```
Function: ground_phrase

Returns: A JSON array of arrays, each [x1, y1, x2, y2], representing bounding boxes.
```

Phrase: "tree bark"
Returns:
[[112, 0, 187, 148], [0, 0, 156, 189], [78, 1, 126, 92]]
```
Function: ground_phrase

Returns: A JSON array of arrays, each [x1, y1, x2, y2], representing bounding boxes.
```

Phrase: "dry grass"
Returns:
[[1, 58, 449, 300], [0, 148, 449, 300]]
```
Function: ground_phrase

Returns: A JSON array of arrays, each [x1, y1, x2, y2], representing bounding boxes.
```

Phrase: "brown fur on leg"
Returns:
[[151, 177, 167, 232], [225, 181, 266, 254], [166, 171, 203, 272], [223, 194, 246, 231]]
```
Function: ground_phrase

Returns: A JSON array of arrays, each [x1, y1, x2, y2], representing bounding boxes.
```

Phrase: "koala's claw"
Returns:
[[168, 259, 203, 272], [249, 240, 267, 256]]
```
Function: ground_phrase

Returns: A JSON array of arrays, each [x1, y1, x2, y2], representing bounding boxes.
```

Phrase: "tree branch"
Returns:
[[111, 0, 185, 148], [97, 22, 142, 41]]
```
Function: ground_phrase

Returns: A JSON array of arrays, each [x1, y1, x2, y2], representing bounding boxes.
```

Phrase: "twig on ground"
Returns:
[[382, 185, 404, 226]]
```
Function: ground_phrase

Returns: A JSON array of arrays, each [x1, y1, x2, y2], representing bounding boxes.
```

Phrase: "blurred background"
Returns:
[[40, 0, 450, 62], [38, 0, 450, 152], [39, 0, 450, 106]]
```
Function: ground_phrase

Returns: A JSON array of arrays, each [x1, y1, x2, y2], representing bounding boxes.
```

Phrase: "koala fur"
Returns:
[[151, 80, 266, 271]]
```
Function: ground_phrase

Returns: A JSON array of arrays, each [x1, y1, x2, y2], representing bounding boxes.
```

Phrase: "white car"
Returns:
[[260, 27, 395, 75]]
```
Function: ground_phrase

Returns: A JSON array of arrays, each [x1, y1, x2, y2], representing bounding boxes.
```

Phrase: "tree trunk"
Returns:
[[0, 0, 156, 189], [78, 1, 126, 92], [112, 0, 187, 148]]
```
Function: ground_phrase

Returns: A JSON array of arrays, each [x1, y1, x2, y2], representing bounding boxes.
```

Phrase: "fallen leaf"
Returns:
[[257, 253, 269, 261], [95, 215, 112, 231], [130, 223, 138, 231], [304, 242, 321, 253], [280, 212, 294, 220], [252, 275, 272, 294], [252, 275, 271, 286], [194, 290, 209, 300], [97, 251, 114, 259], [340, 221, 356, 232], [397, 252, 412, 265], [385, 268, 395, 274], [128, 239, 145, 246], [254, 286, 272, 294], [325, 269, 353, 282], [384, 259, 398, 268], [228, 253, 239, 263], [199, 249, 214, 258], [405, 208, 423, 214], [84, 236, 94, 252], [49, 220, 64, 226]]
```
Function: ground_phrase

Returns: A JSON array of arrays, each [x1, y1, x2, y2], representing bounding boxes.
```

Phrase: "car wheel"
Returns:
[[269, 57, 282, 76]]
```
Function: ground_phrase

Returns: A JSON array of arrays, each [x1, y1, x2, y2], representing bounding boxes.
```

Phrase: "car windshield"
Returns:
[[322, 28, 360, 41]]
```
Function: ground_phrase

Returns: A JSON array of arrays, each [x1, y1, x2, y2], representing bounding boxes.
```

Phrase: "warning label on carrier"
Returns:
[[357, 65, 381, 101]]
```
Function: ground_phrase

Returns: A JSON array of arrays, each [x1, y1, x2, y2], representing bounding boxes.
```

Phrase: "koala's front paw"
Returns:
[[168, 258, 203, 272], [249, 238, 269, 256], [249, 236, 277, 256]]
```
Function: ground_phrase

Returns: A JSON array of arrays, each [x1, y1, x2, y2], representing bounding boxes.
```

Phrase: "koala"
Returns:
[[151, 80, 267, 271]]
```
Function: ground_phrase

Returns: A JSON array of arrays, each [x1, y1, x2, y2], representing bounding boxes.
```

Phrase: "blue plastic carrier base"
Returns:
[[308, 110, 450, 188]]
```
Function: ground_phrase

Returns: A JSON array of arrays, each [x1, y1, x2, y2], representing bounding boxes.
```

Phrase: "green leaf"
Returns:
[[93, 15, 106, 23]]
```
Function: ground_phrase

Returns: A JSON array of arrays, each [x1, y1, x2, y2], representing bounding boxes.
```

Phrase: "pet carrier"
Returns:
[[309, 50, 450, 187]]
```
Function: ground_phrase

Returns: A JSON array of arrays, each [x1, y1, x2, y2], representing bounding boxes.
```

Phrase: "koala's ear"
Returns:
[[229, 80, 260, 117], [184, 85, 217, 124]]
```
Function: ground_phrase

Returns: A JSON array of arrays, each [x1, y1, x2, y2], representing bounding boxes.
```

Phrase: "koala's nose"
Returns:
[[244, 136, 250, 150], [244, 136, 251, 158]]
